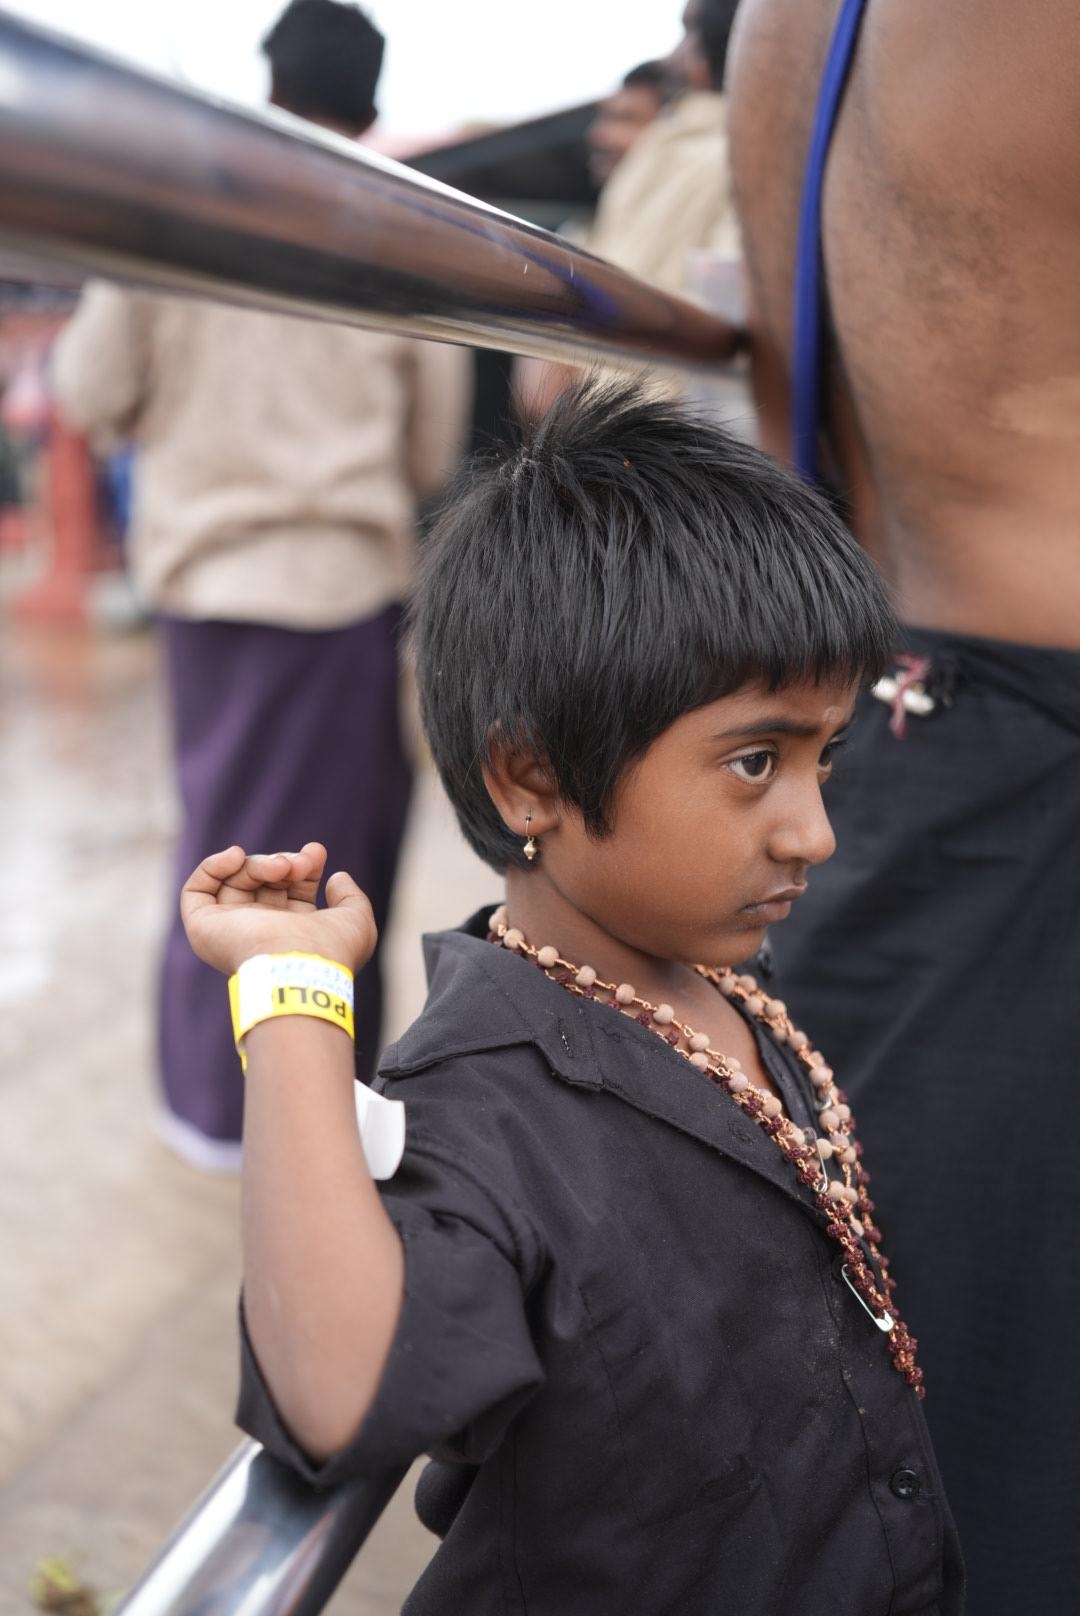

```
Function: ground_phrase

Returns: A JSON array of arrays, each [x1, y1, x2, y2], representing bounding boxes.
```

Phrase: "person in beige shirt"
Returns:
[[52, 0, 471, 1170], [587, 83, 739, 290], [584, 60, 667, 191], [519, 0, 741, 418], [54, 286, 468, 631]]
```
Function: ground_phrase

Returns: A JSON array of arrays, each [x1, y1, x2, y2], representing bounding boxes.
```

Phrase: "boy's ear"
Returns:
[[481, 735, 561, 843]]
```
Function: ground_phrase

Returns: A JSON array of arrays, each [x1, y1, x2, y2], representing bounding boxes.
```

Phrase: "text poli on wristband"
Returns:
[[228, 952, 355, 1070]]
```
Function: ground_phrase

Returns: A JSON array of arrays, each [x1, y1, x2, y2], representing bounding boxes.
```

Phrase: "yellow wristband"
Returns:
[[228, 952, 355, 1071]]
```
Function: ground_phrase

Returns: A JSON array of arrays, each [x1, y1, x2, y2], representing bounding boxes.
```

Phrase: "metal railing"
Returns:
[[0, 11, 738, 371], [114, 1443, 406, 1616], [0, 8, 741, 1611]]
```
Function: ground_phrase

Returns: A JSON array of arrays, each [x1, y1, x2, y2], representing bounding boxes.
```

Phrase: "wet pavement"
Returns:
[[0, 620, 494, 1613]]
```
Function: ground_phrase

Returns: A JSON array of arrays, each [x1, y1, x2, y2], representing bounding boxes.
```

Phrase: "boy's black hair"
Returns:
[[262, 0, 385, 130], [411, 381, 896, 873]]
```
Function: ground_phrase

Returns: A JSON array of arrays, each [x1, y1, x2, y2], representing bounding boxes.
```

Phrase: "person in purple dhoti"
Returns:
[[51, 0, 471, 1170]]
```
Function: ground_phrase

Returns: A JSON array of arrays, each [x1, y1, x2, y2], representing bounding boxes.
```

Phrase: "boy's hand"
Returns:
[[180, 842, 377, 977]]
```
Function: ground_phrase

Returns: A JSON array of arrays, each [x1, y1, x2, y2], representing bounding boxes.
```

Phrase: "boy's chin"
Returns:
[[708, 918, 769, 968]]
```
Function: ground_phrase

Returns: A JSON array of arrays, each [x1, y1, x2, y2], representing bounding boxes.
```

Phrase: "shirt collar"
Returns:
[[379, 910, 824, 1221], [380, 907, 600, 1087]]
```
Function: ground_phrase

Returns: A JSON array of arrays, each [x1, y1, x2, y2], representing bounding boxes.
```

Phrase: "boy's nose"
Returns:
[[769, 788, 837, 870]]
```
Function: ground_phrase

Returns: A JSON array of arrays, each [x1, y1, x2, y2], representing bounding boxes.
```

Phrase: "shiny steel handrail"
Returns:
[[114, 1441, 406, 1616], [0, 10, 738, 370]]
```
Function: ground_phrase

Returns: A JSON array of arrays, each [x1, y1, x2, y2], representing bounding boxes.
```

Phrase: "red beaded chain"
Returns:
[[488, 910, 925, 1398]]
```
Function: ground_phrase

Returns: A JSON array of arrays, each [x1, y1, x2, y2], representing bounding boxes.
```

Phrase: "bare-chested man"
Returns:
[[726, 3, 1080, 1610]]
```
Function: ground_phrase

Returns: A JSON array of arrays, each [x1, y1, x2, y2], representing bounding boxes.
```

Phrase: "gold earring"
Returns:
[[523, 814, 539, 862]]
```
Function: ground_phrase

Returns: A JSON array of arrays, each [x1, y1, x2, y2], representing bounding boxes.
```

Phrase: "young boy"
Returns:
[[182, 386, 964, 1613]]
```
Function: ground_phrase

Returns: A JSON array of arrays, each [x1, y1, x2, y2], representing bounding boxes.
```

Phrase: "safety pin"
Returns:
[[841, 1264, 895, 1333], [871, 676, 936, 717], [809, 1134, 829, 1194]]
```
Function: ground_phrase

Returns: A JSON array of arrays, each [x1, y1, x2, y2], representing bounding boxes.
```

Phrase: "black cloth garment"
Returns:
[[238, 910, 964, 1615], [768, 625, 1080, 1616]]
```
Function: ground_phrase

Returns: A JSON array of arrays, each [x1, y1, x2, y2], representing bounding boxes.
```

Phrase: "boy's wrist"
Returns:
[[229, 952, 356, 1070], [242, 1010, 357, 1062], [227, 942, 356, 976]]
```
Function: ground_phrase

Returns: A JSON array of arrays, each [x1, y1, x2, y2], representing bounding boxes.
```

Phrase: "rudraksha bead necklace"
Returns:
[[488, 907, 925, 1398]]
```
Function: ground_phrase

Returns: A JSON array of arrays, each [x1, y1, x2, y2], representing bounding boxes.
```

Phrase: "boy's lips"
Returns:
[[740, 886, 808, 923]]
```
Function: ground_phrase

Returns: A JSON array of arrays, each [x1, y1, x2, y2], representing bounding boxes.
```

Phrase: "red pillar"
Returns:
[[11, 410, 115, 623]]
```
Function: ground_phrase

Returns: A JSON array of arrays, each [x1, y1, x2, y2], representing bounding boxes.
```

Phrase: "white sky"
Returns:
[[9, 1, 687, 145]]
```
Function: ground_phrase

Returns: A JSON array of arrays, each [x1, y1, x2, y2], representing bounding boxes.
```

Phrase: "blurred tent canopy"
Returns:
[[406, 101, 599, 231]]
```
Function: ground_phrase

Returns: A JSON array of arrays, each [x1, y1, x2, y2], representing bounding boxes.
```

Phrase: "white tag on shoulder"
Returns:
[[354, 1084, 406, 1180]]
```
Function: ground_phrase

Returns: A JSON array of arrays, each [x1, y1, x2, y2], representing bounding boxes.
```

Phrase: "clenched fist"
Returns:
[[180, 842, 377, 978]]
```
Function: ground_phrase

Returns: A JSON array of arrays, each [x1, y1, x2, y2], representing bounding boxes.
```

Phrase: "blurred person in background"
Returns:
[[587, 0, 740, 294], [728, 1, 1080, 1608], [584, 60, 668, 189], [518, 1, 741, 419], [52, 0, 470, 1172]]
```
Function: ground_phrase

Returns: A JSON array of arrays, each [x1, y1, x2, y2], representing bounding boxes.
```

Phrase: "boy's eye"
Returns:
[[819, 735, 849, 774], [727, 750, 777, 784]]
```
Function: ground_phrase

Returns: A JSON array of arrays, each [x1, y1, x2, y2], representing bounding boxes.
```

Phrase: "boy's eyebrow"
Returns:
[[712, 710, 858, 742]]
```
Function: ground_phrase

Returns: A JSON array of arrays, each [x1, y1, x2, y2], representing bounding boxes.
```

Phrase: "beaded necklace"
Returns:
[[488, 907, 925, 1398]]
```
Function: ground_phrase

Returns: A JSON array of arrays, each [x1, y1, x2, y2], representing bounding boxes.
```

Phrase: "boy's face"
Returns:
[[542, 678, 857, 968]]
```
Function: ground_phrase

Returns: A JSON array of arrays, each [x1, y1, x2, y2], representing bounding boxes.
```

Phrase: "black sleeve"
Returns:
[[235, 1087, 548, 1489]]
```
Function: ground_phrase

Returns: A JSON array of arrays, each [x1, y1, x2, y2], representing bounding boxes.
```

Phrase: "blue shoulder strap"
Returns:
[[791, 0, 871, 481]]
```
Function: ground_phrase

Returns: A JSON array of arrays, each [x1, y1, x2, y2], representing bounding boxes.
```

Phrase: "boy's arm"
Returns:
[[240, 1015, 405, 1461], [50, 281, 152, 438], [181, 842, 404, 1462]]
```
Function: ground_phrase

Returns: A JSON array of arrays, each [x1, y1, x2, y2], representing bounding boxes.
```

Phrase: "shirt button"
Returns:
[[890, 1468, 920, 1501]]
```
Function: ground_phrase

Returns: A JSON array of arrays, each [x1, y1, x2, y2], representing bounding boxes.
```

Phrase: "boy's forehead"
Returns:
[[693, 678, 859, 735]]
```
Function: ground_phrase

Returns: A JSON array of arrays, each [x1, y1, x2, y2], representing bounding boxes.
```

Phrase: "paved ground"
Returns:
[[0, 620, 495, 1613]]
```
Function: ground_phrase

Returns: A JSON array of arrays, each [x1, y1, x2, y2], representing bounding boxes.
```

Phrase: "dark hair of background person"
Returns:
[[670, 1, 741, 98], [262, 0, 385, 132], [697, 0, 742, 89], [622, 60, 668, 96], [411, 381, 897, 873]]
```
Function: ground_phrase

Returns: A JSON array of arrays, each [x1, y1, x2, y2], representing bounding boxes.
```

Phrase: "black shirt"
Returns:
[[238, 910, 965, 1614]]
